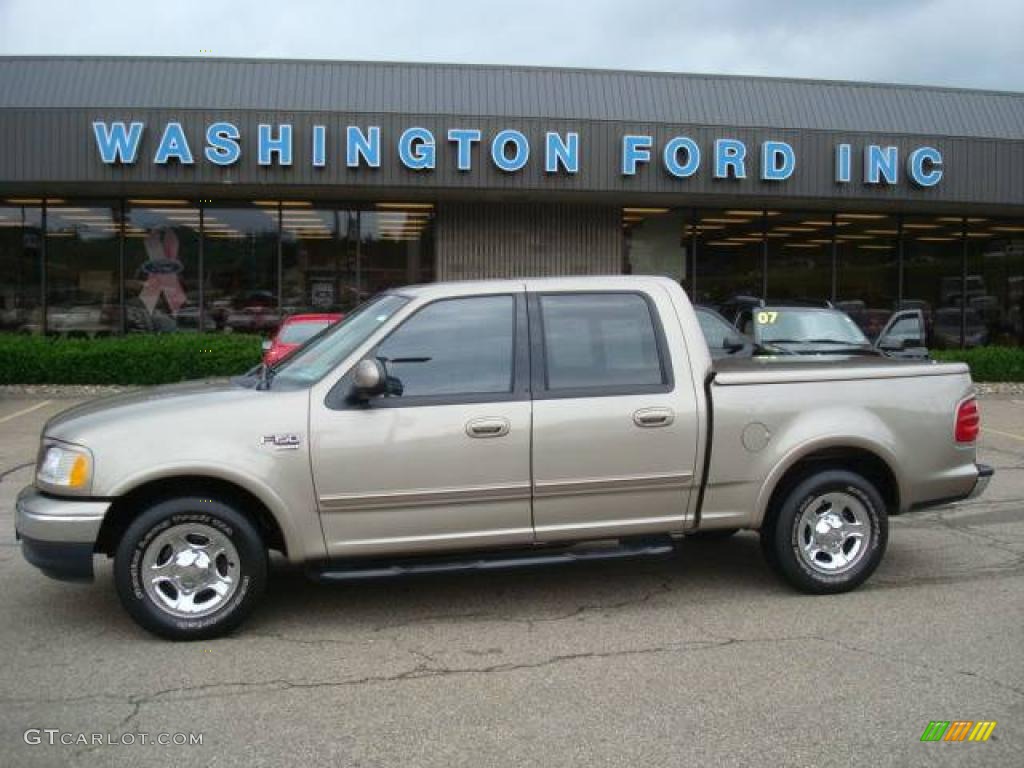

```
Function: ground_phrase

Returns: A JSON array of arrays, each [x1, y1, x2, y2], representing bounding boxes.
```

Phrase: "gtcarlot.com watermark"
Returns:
[[24, 728, 203, 747]]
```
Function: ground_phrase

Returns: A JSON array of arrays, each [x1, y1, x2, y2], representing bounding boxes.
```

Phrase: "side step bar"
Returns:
[[312, 538, 675, 583]]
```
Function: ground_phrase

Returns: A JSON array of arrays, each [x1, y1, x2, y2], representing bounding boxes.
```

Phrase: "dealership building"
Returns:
[[0, 56, 1022, 345]]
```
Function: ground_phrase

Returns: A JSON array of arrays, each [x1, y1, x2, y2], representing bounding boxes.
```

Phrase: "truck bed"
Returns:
[[712, 355, 969, 385]]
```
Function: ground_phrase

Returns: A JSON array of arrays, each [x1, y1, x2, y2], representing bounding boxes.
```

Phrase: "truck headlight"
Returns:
[[37, 442, 93, 492]]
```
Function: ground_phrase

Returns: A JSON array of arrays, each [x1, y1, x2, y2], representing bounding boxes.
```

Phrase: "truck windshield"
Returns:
[[269, 295, 410, 386], [754, 308, 870, 347]]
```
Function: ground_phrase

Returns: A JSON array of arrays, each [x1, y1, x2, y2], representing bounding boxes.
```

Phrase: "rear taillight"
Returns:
[[955, 398, 980, 443]]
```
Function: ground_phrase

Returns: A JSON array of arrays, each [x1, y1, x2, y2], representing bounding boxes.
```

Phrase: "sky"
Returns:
[[0, 0, 1021, 91]]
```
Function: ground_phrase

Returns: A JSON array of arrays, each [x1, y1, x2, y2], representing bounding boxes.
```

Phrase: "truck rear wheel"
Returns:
[[114, 497, 267, 640], [767, 470, 887, 594]]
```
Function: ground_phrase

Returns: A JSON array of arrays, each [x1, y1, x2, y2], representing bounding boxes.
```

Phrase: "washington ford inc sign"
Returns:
[[91, 121, 945, 187]]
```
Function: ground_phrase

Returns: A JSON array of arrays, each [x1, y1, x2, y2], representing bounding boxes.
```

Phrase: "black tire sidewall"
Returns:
[[772, 470, 888, 594], [114, 497, 267, 640]]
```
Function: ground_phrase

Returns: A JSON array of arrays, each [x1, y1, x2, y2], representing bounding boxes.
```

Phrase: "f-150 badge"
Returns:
[[260, 433, 301, 450]]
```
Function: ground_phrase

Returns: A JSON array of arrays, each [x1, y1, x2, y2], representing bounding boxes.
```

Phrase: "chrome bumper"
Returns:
[[967, 463, 994, 500], [15, 485, 109, 582]]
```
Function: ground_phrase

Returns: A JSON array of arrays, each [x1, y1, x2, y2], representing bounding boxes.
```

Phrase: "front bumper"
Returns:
[[14, 485, 109, 582]]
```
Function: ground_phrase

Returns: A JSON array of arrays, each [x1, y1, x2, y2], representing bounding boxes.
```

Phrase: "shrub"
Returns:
[[0, 333, 263, 385], [931, 347, 1024, 382]]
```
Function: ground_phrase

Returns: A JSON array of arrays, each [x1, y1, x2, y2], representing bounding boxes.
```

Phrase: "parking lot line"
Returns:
[[0, 400, 52, 425]]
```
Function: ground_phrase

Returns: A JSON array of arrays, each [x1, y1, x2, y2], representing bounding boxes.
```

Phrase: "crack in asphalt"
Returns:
[[9, 629, 1020, 758], [0, 461, 33, 484]]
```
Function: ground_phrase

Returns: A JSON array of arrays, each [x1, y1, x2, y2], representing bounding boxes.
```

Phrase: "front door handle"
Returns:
[[466, 417, 511, 438], [633, 407, 675, 428]]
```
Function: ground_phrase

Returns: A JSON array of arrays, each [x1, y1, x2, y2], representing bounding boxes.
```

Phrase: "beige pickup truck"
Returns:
[[15, 276, 992, 640]]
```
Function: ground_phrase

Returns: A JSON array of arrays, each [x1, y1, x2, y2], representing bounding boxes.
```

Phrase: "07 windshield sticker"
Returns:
[[756, 310, 779, 324]]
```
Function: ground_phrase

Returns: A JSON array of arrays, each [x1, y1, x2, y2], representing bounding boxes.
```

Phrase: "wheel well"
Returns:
[[763, 447, 900, 529], [95, 476, 287, 557]]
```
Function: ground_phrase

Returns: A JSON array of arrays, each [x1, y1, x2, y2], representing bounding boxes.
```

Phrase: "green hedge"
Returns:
[[0, 333, 263, 385], [931, 347, 1024, 383]]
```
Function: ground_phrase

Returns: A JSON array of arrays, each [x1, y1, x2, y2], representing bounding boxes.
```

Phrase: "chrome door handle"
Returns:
[[466, 417, 511, 438], [633, 407, 674, 428]]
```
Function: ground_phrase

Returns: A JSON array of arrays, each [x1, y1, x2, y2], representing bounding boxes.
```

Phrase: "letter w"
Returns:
[[92, 121, 144, 164]]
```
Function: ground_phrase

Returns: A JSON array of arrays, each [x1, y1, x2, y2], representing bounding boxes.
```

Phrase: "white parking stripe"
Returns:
[[0, 400, 53, 425]]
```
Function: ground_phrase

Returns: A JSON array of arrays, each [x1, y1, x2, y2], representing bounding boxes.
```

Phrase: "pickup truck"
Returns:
[[15, 276, 992, 640]]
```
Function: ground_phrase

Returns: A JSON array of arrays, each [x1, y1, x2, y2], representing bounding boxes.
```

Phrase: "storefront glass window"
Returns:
[[903, 215, 967, 348], [203, 204, 279, 334], [125, 200, 201, 332], [622, 208, 688, 283], [692, 209, 764, 312], [834, 213, 899, 340], [0, 202, 43, 334], [766, 211, 832, 303], [280, 204, 358, 314], [45, 201, 120, 337], [968, 216, 1024, 346], [359, 205, 435, 295]]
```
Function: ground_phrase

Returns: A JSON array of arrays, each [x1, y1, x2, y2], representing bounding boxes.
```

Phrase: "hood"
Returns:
[[44, 379, 256, 443]]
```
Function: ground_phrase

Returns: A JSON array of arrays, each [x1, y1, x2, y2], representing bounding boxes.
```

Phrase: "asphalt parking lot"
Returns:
[[0, 394, 1021, 767]]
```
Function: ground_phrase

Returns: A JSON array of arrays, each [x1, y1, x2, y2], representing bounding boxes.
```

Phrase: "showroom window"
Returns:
[[967, 216, 1024, 347], [834, 213, 899, 340], [766, 211, 833, 302], [622, 208, 688, 283], [360, 204, 436, 295], [45, 200, 120, 337], [0, 201, 42, 334], [690, 210, 766, 308], [125, 200, 201, 333], [280, 204, 358, 314], [903, 215, 969, 349], [202, 204, 280, 334]]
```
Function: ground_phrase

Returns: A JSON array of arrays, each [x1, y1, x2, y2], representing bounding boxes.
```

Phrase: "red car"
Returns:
[[261, 313, 343, 366]]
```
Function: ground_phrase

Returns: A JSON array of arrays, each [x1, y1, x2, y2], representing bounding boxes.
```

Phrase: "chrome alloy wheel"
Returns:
[[140, 523, 241, 619], [795, 491, 871, 575]]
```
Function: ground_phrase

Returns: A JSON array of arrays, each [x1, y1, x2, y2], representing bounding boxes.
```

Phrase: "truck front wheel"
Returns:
[[114, 497, 267, 640], [766, 470, 888, 594]]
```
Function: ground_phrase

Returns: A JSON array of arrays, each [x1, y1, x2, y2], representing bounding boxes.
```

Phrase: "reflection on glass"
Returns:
[[692, 209, 765, 311], [360, 205, 435, 294], [204, 205, 279, 334], [126, 202, 201, 332], [767, 212, 832, 302], [46, 202, 120, 336], [0, 204, 43, 333], [622, 208, 687, 282], [835, 213, 898, 340], [967, 217, 1024, 346], [280, 206, 357, 313], [903, 215, 968, 348]]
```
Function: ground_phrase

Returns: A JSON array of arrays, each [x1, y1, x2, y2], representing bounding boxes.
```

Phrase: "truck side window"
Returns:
[[376, 295, 515, 397], [539, 293, 666, 390]]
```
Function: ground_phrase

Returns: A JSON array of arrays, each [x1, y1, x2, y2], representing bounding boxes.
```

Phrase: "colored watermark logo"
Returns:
[[920, 721, 997, 742]]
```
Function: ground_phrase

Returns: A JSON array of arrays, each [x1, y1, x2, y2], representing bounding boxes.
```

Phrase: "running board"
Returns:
[[312, 539, 675, 583]]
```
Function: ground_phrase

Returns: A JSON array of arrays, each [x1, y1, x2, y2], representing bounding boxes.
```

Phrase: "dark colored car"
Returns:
[[933, 307, 988, 349], [696, 306, 755, 359]]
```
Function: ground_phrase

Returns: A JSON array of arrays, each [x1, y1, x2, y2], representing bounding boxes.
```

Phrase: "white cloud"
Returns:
[[0, 0, 1020, 90]]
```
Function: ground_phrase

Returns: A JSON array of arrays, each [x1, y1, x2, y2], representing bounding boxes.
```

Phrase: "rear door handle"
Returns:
[[633, 407, 674, 428], [466, 417, 511, 438]]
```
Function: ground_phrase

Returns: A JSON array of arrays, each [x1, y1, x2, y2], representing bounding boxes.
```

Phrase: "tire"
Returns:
[[114, 496, 267, 640], [685, 528, 740, 540], [767, 470, 888, 594]]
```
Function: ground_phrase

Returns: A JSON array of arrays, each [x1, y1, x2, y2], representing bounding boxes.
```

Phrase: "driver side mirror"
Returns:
[[352, 358, 387, 398], [723, 337, 746, 353]]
